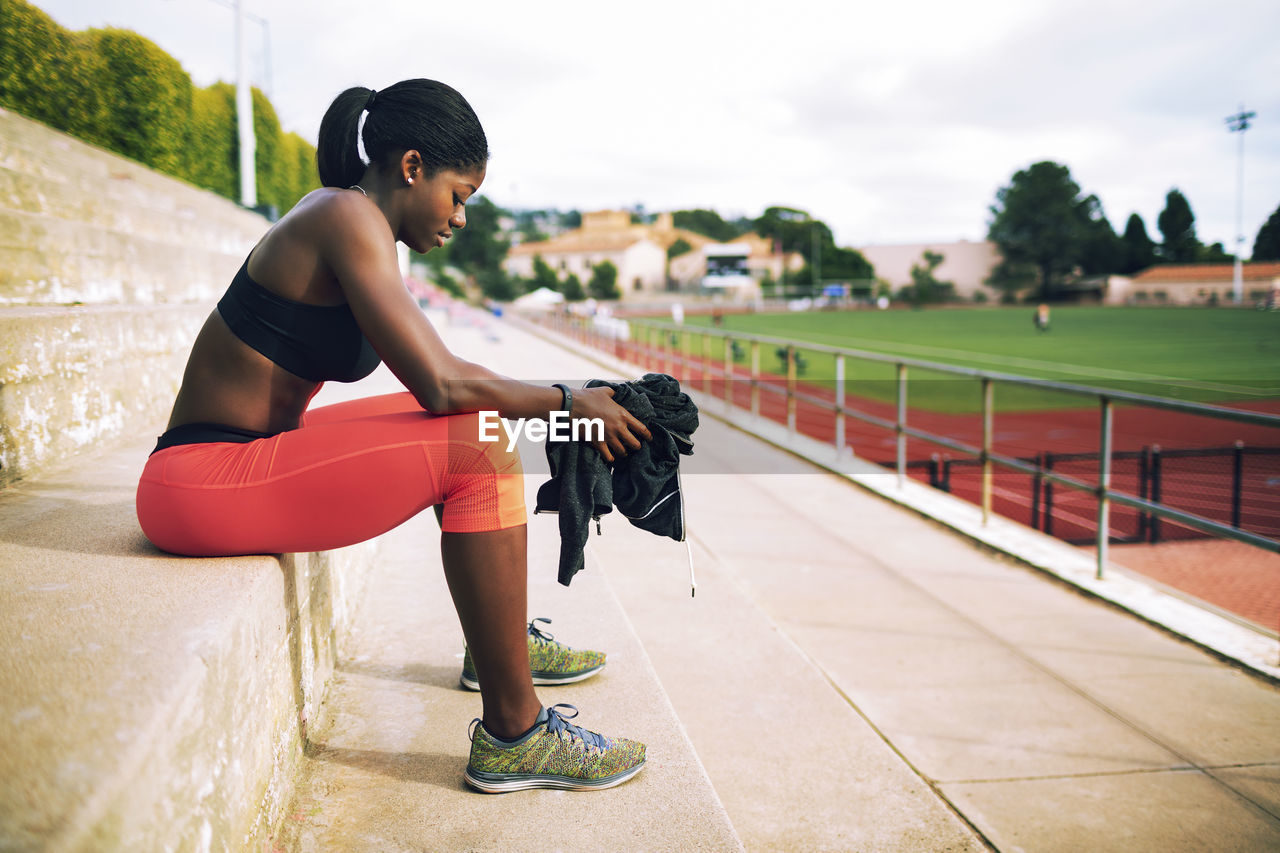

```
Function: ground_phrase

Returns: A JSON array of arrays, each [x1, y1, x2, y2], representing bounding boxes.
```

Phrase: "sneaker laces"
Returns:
[[546, 704, 611, 752], [527, 617, 556, 646]]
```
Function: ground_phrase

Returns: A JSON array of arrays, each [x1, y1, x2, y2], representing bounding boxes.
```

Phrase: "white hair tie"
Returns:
[[356, 109, 371, 166]]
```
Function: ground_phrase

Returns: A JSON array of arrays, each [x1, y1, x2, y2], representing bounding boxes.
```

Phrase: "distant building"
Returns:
[[504, 210, 800, 300], [504, 210, 680, 297], [856, 240, 1001, 300], [1108, 262, 1280, 305]]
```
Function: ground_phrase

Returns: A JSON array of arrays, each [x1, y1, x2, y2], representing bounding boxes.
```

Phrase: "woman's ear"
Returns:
[[399, 150, 422, 185]]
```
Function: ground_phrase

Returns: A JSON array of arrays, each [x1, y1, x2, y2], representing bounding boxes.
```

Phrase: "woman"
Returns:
[[136, 79, 650, 792]]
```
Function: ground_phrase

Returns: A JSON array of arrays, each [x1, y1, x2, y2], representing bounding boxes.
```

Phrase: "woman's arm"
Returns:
[[320, 194, 649, 460]]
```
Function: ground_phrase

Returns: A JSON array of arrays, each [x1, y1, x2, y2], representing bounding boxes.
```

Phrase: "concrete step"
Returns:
[[0, 108, 266, 308], [0, 207, 258, 306], [0, 108, 267, 241], [0, 432, 380, 851], [0, 304, 209, 487], [0, 166, 267, 260]]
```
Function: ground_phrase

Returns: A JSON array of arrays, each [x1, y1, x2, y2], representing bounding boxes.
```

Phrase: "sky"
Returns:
[[32, 0, 1280, 253]]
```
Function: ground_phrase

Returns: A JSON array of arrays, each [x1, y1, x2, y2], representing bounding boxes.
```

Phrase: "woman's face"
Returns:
[[405, 163, 487, 253]]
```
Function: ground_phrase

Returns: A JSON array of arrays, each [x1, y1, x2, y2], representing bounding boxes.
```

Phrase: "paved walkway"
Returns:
[[281, 309, 1280, 850]]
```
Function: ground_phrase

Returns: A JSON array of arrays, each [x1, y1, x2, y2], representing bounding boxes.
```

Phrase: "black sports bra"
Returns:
[[216, 254, 381, 383]]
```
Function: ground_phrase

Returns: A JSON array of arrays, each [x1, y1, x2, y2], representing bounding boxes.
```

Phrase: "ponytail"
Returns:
[[316, 86, 374, 188], [316, 80, 488, 188]]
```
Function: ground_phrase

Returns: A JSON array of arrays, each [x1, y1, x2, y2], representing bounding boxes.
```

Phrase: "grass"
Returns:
[[650, 306, 1280, 414]]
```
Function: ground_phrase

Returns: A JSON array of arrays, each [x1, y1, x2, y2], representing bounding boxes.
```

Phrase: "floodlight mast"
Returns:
[[1225, 104, 1255, 305]]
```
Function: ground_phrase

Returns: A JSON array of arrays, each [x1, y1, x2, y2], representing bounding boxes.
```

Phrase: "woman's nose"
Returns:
[[450, 210, 466, 229]]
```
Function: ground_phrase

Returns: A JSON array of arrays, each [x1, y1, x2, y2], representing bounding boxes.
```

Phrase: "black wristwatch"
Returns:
[[552, 383, 573, 415]]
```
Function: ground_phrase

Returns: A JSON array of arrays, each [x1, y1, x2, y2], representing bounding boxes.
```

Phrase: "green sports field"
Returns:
[[668, 306, 1280, 413]]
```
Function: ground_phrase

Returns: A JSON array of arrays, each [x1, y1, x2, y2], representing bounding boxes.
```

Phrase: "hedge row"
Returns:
[[0, 0, 318, 213]]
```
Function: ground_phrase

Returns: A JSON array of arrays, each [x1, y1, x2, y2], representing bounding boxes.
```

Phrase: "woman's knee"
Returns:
[[439, 412, 526, 532]]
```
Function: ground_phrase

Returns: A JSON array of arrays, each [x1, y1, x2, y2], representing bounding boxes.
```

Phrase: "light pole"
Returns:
[[1225, 104, 1255, 305], [235, 0, 256, 208], [165, 0, 270, 209]]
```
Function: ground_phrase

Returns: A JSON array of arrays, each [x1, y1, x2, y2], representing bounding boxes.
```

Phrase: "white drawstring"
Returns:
[[686, 538, 696, 597]]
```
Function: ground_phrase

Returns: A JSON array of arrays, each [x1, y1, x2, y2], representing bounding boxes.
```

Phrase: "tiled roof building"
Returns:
[[1110, 262, 1280, 304], [504, 211, 797, 300]]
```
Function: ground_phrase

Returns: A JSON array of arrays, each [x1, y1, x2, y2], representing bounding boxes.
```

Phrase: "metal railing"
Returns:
[[538, 312, 1280, 579]]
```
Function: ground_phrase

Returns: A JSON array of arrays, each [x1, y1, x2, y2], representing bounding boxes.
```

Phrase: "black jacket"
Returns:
[[535, 373, 698, 586]]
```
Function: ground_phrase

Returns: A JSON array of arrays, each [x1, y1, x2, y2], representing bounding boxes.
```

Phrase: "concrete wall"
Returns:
[[0, 106, 269, 486], [858, 240, 1001, 299]]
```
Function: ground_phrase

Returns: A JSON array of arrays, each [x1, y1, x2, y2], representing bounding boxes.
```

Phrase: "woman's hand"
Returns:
[[571, 386, 651, 464]]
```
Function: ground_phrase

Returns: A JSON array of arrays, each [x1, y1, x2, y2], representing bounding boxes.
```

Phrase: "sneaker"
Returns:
[[460, 618, 606, 691], [464, 704, 646, 793]]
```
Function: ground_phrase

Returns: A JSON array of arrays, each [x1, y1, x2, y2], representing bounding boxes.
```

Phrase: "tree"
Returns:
[[249, 86, 284, 214], [277, 131, 319, 213], [822, 245, 875, 283], [984, 260, 1038, 304], [754, 206, 819, 256], [755, 206, 874, 291], [1157, 188, 1200, 262], [667, 237, 693, 259], [474, 268, 517, 301], [562, 273, 586, 301], [673, 209, 745, 242], [1119, 213, 1157, 274], [987, 161, 1095, 300], [185, 82, 237, 199], [899, 251, 956, 305], [1197, 242, 1233, 263], [0, 1, 318, 210], [1075, 196, 1122, 276], [0, 0, 110, 147], [1253, 203, 1280, 261], [89, 28, 194, 177], [587, 260, 620, 300], [530, 254, 560, 292]]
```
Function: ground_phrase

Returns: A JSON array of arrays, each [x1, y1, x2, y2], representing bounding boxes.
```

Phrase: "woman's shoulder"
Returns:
[[289, 186, 368, 221], [281, 187, 389, 245]]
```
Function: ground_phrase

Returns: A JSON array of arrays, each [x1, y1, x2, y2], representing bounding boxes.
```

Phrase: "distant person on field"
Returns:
[[135, 79, 650, 794], [1034, 303, 1050, 332]]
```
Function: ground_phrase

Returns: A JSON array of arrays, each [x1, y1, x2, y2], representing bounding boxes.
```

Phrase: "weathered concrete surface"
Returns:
[[507, 314, 1280, 851], [0, 108, 266, 274], [0, 207, 258, 306], [0, 107, 268, 486], [0, 304, 208, 487], [0, 435, 378, 851]]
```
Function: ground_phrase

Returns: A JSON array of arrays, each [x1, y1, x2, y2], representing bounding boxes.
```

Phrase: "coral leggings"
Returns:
[[136, 392, 526, 556]]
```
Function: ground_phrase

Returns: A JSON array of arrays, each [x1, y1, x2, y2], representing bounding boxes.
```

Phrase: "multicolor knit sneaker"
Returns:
[[460, 618, 606, 691], [464, 704, 646, 793]]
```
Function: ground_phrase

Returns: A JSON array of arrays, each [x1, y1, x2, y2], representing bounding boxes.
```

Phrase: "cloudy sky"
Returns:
[[34, 0, 1280, 252]]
